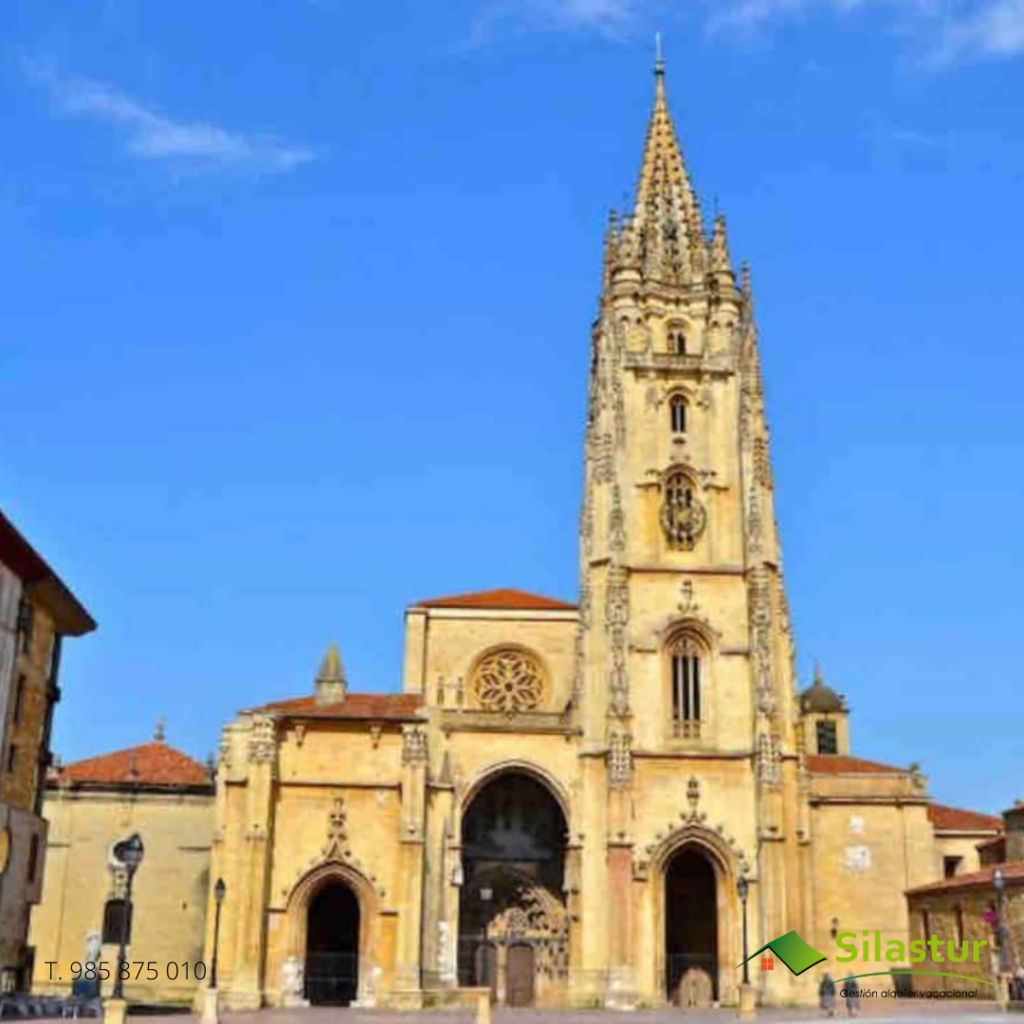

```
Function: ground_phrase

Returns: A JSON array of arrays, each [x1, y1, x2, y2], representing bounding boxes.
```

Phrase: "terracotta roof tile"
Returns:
[[255, 692, 423, 720], [807, 754, 907, 775], [928, 803, 1003, 832], [907, 861, 1024, 896], [54, 742, 210, 788], [413, 588, 576, 611]]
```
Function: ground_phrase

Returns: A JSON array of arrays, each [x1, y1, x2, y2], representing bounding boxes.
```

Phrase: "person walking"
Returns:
[[819, 973, 837, 1017], [844, 976, 860, 1017]]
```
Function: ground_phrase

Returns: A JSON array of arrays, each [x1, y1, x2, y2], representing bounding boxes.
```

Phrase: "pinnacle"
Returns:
[[317, 643, 346, 685]]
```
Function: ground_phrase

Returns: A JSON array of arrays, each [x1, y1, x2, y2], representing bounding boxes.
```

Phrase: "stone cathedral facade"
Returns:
[[202, 64, 1001, 1011]]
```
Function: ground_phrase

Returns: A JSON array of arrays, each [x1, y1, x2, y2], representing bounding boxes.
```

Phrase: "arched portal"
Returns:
[[458, 771, 568, 1005], [305, 880, 360, 1005], [665, 847, 718, 1006]]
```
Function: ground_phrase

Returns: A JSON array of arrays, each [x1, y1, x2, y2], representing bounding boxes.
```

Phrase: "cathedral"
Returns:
[[198, 60, 1001, 1011]]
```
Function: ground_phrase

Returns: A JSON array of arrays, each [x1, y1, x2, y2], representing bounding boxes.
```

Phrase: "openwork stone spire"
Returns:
[[619, 55, 707, 283]]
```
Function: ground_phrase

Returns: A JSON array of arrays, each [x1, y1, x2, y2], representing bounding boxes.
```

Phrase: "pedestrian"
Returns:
[[819, 973, 837, 1017], [845, 976, 860, 1017]]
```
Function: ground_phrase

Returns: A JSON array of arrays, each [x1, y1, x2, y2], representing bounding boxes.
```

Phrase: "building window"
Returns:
[[27, 834, 40, 883], [669, 395, 687, 435], [670, 633, 703, 738], [12, 676, 26, 726], [816, 719, 838, 755], [470, 647, 545, 714], [660, 470, 707, 550], [16, 598, 34, 654], [944, 856, 963, 879], [668, 327, 687, 355], [955, 904, 965, 944], [5, 744, 15, 773], [102, 899, 132, 945]]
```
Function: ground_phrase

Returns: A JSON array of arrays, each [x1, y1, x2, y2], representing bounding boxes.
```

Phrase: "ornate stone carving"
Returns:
[[753, 437, 772, 489], [322, 797, 349, 859], [401, 724, 429, 763], [756, 732, 781, 787], [608, 484, 626, 554], [748, 569, 777, 720], [608, 728, 632, 786], [248, 715, 277, 764], [471, 648, 545, 714], [661, 471, 707, 550], [218, 730, 232, 770], [593, 433, 614, 483], [677, 580, 699, 614], [605, 567, 630, 716]]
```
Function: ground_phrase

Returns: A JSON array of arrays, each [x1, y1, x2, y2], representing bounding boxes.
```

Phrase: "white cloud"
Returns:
[[26, 63, 315, 175], [471, 0, 638, 41], [474, 0, 1024, 65]]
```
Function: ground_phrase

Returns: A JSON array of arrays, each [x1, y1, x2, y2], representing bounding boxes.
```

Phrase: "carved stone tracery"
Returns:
[[472, 648, 545, 714]]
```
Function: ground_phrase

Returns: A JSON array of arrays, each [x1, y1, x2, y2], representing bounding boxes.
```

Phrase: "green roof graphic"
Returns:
[[736, 930, 827, 976]]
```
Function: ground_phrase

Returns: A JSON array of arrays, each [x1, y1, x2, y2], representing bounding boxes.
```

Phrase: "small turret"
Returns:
[[314, 643, 347, 706], [799, 663, 850, 755]]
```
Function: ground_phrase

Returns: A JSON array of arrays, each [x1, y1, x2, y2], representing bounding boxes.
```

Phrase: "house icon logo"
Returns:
[[737, 930, 828, 977]]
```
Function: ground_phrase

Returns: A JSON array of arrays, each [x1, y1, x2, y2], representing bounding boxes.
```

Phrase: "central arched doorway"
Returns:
[[305, 881, 360, 1005], [458, 770, 568, 1005], [665, 847, 718, 1007]]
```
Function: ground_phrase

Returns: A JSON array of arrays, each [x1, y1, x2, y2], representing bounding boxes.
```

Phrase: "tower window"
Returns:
[[669, 395, 687, 435], [943, 856, 963, 879], [668, 329, 687, 355], [670, 634, 702, 738], [660, 470, 707, 550], [816, 719, 838, 755], [27, 834, 40, 883]]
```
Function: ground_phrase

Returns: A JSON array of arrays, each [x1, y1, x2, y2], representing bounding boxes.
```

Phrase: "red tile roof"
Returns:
[[53, 742, 210, 788], [977, 836, 1006, 850], [255, 692, 423, 720], [907, 861, 1024, 896], [928, 803, 1003, 832], [413, 588, 576, 611], [807, 754, 908, 774]]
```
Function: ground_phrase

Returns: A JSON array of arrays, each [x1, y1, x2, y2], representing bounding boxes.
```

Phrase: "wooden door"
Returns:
[[505, 943, 535, 1007]]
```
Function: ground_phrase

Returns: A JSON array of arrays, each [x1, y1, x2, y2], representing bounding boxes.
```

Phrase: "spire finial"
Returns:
[[654, 32, 665, 77], [813, 660, 824, 685], [154, 717, 166, 742], [314, 642, 348, 706]]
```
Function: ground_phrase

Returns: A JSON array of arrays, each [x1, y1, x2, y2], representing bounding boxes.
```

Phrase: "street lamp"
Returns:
[[111, 834, 144, 1000], [738, 875, 751, 986], [210, 879, 227, 988], [994, 869, 1008, 973]]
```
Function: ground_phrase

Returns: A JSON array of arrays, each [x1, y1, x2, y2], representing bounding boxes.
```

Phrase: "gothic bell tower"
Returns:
[[574, 55, 806, 994]]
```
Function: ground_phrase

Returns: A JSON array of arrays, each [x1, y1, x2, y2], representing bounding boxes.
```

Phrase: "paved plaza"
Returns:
[[82, 1003, 1014, 1024]]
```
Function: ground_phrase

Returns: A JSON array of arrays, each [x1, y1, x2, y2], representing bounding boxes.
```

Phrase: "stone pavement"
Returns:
[[111, 1003, 1010, 1024]]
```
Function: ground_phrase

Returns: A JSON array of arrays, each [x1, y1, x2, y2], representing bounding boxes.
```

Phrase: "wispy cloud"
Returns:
[[471, 0, 639, 42], [473, 0, 1024, 66], [25, 62, 315, 175]]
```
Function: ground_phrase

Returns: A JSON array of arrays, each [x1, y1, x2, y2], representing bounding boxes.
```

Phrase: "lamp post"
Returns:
[[738, 875, 751, 984], [111, 834, 144, 1001], [210, 879, 226, 988], [994, 868, 1009, 1006], [737, 875, 756, 1020]]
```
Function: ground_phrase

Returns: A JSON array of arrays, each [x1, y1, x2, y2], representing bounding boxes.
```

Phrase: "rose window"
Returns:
[[472, 648, 545, 713]]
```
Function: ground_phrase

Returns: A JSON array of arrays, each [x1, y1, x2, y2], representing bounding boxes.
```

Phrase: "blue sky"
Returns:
[[2, 0, 1022, 813]]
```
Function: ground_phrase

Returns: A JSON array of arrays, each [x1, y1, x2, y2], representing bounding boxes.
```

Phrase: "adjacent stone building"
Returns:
[[28, 731, 215, 1004], [201, 62, 1005, 1011], [0, 508, 95, 993], [906, 802, 1024, 997]]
